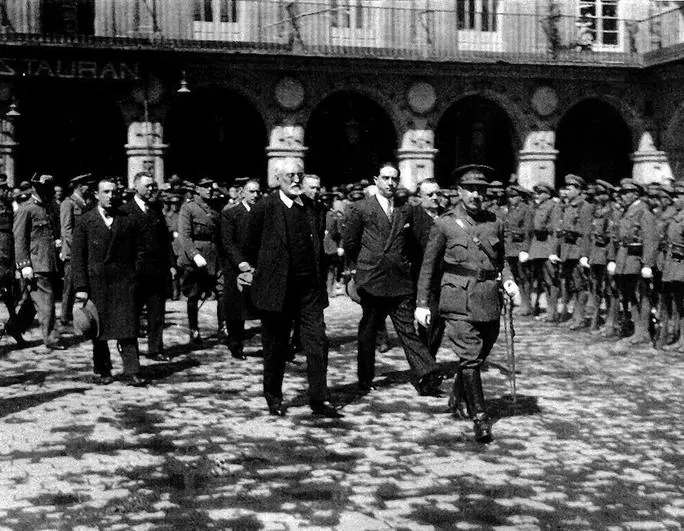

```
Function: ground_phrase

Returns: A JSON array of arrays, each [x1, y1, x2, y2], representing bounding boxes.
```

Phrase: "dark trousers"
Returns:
[[93, 337, 140, 376], [61, 260, 75, 323], [261, 277, 328, 407], [137, 276, 166, 355], [182, 267, 222, 332], [444, 318, 500, 369], [616, 274, 650, 338], [225, 318, 245, 351], [30, 273, 58, 346], [357, 292, 437, 386]]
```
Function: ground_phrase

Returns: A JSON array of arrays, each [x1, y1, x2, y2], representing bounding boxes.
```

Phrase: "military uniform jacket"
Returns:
[[13, 195, 60, 273], [588, 203, 614, 266], [60, 192, 91, 262], [655, 205, 677, 271], [504, 202, 532, 258], [323, 209, 342, 256], [165, 210, 181, 258], [417, 204, 512, 323], [558, 197, 593, 261], [662, 208, 684, 283], [614, 199, 657, 275], [0, 199, 14, 279], [177, 198, 221, 276], [528, 198, 561, 260]]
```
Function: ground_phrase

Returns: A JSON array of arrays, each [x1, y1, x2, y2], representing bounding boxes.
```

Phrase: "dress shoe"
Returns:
[[311, 401, 344, 418], [94, 374, 114, 385], [230, 348, 247, 360], [120, 374, 148, 387], [146, 352, 171, 362], [473, 413, 493, 443], [268, 403, 286, 417], [358, 381, 377, 394], [418, 372, 444, 397], [45, 342, 66, 351], [189, 329, 202, 346]]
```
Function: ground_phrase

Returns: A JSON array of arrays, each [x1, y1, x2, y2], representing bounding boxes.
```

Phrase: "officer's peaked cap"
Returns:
[[533, 183, 554, 195], [452, 164, 493, 186], [564, 174, 586, 189]]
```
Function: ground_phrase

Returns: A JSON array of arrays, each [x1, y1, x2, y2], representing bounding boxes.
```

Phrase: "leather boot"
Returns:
[[518, 282, 532, 316], [569, 292, 589, 330], [544, 287, 559, 322], [462, 367, 492, 443], [664, 318, 684, 351], [602, 295, 619, 338], [628, 301, 652, 345], [448, 368, 470, 420]]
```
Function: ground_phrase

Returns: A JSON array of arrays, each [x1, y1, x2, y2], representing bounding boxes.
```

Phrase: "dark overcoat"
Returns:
[[221, 201, 256, 320], [72, 208, 146, 340], [246, 192, 328, 313]]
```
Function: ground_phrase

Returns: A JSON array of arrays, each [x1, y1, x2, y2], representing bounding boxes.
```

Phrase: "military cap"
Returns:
[[673, 182, 684, 195], [348, 190, 365, 201], [69, 173, 93, 186], [594, 179, 615, 193], [564, 174, 586, 189], [359, 179, 371, 187], [30, 173, 54, 185], [618, 178, 643, 193], [168, 194, 182, 203], [507, 184, 531, 197], [197, 177, 215, 188], [533, 183, 554, 195], [320, 192, 337, 202], [452, 164, 494, 186], [487, 180, 505, 195]]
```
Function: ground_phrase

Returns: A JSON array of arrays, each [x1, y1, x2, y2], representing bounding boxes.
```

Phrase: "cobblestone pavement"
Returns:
[[0, 297, 682, 530]]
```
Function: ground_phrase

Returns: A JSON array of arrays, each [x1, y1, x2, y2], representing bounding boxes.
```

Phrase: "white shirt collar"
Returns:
[[375, 193, 393, 211], [97, 205, 114, 227], [134, 195, 147, 213], [279, 190, 303, 209], [241, 199, 251, 212]]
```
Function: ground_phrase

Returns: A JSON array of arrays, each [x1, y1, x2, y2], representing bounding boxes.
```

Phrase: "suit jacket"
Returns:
[[60, 192, 91, 262], [121, 199, 173, 281], [246, 192, 328, 313], [72, 207, 146, 340], [221, 201, 254, 319], [343, 195, 418, 298], [13, 195, 61, 273]]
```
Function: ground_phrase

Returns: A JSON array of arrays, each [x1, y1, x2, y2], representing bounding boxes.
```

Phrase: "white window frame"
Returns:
[[577, 0, 621, 52], [193, 0, 240, 41], [329, 0, 376, 45], [456, 0, 503, 52]]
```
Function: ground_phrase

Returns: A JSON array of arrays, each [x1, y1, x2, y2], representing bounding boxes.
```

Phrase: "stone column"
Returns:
[[0, 118, 17, 187], [265, 125, 307, 188], [517, 131, 558, 191], [632, 132, 674, 185], [396, 129, 438, 193], [125, 121, 167, 188]]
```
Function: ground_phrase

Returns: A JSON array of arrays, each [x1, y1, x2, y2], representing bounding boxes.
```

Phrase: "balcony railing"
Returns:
[[0, 0, 681, 67]]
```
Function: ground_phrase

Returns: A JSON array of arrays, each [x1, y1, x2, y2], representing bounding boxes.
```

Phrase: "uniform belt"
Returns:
[[443, 264, 498, 281]]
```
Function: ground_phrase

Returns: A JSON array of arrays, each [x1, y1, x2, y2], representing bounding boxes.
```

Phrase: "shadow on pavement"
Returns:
[[0, 338, 43, 355], [140, 358, 202, 381], [489, 394, 541, 420], [0, 387, 88, 418], [0, 370, 49, 387]]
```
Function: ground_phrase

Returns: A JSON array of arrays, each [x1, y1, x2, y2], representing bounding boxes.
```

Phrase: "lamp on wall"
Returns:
[[5, 100, 20, 119], [177, 70, 191, 94]]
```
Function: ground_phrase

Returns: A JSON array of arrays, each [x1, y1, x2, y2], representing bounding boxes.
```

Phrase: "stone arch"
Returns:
[[555, 97, 633, 186], [164, 85, 268, 181], [15, 82, 126, 183], [304, 90, 399, 184], [434, 94, 518, 185]]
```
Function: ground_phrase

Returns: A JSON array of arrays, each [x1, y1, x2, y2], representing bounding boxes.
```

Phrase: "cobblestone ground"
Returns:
[[0, 296, 682, 530]]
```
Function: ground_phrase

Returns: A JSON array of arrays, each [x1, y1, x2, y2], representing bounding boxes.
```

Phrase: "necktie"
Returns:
[[387, 200, 394, 220]]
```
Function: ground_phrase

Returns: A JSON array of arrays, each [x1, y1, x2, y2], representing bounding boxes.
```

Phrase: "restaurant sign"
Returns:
[[0, 57, 140, 80]]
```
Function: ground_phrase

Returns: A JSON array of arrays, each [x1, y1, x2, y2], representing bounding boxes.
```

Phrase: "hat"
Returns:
[[30, 173, 54, 186], [673, 182, 684, 195], [594, 179, 615, 193], [452, 164, 494, 186], [197, 178, 215, 188], [564, 174, 586, 189], [619, 178, 643, 194], [533, 183, 554, 195], [69, 173, 93, 186], [348, 190, 365, 201], [167, 194, 182, 204], [346, 278, 361, 304], [507, 185, 530, 197], [73, 299, 100, 339], [320, 192, 337, 202]]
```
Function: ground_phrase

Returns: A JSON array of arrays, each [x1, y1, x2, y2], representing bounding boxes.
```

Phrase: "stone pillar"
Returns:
[[632, 132, 674, 185], [265, 125, 307, 188], [396, 129, 438, 193], [125, 121, 167, 188], [0, 118, 17, 187], [517, 131, 558, 191]]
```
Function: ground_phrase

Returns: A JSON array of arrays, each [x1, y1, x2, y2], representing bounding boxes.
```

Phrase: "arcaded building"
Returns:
[[0, 0, 683, 190]]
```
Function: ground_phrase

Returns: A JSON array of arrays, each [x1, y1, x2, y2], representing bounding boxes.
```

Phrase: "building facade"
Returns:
[[0, 0, 683, 190]]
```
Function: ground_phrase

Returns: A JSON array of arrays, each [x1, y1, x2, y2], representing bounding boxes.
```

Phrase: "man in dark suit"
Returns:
[[121, 172, 175, 361], [72, 179, 148, 386], [245, 158, 339, 418], [220, 178, 261, 360], [343, 162, 442, 396]]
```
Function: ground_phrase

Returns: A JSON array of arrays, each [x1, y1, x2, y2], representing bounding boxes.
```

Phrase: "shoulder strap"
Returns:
[[455, 217, 498, 267]]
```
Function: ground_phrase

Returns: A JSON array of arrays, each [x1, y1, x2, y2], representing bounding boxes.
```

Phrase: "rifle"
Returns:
[[502, 293, 517, 403]]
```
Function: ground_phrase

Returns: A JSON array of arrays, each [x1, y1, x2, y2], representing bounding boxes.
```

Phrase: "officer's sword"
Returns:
[[502, 293, 517, 403]]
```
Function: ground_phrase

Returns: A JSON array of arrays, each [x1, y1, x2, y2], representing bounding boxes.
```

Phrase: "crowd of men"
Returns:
[[1, 161, 680, 443]]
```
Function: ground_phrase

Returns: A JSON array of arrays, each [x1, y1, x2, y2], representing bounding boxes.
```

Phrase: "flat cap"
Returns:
[[618, 178, 643, 193], [452, 164, 494, 186], [533, 183, 555, 195], [564, 174, 586, 189]]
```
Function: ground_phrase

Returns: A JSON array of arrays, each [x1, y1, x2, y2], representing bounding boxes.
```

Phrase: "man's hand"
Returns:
[[238, 261, 252, 273], [170, 266, 177, 279], [337, 247, 345, 257], [548, 254, 560, 264], [414, 307, 431, 328], [193, 254, 207, 268], [518, 251, 529, 263], [503, 280, 519, 299], [55, 239, 62, 249], [237, 271, 253, 292], [75, 291, 89, 305], [607, 261, 617, 275], [579, 256, 590, 269], [21, 266, 34, 280], [641, 266, 653, 279]]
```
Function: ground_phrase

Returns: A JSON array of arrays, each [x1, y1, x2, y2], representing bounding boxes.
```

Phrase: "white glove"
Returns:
[[503, 280, 519, 299], [193, 254, 207, 268], [21, 266, 33, 280], [518, 251, 529, 263], [54, 239, 62, 249], [173, 231, 179, 239], [579, 256, 590, 269], [75, 291, 89, 305], [337, 247, 345, 257], [238, 261, 252, 273], [549, 254, 560, 264], [607, 261, 617, 275], [641, 266, 653, 279], [414, 307, 431, 327]]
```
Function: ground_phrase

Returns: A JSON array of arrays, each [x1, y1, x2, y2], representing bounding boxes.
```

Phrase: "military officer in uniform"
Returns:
[[13, 174, 64, 350], [528, 183, 562, 321], [177, 178, 222, 345], [608, 179, 657, 346], [164, 194, 182, 300], [661, 182, 684, 351], [504, 185, 533, 316], [652, 185, 677, 347], [415, 165, 518, 443], [59, 173, 93, 327], [485, 180, 506, 219], [0, 176, 24, 344]]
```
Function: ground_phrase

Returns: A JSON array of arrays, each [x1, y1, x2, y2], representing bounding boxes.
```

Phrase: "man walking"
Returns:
[[343, 162, 442, 396], [72, 179, 148, 385], [415, 165, 518, 443]]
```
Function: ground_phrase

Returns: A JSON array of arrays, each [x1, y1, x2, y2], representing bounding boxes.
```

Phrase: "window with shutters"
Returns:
[[455, 0, 502, 51], [577, 0, 620, 50], [193, 0, 239, 40], [329, 0, 377, 45]]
